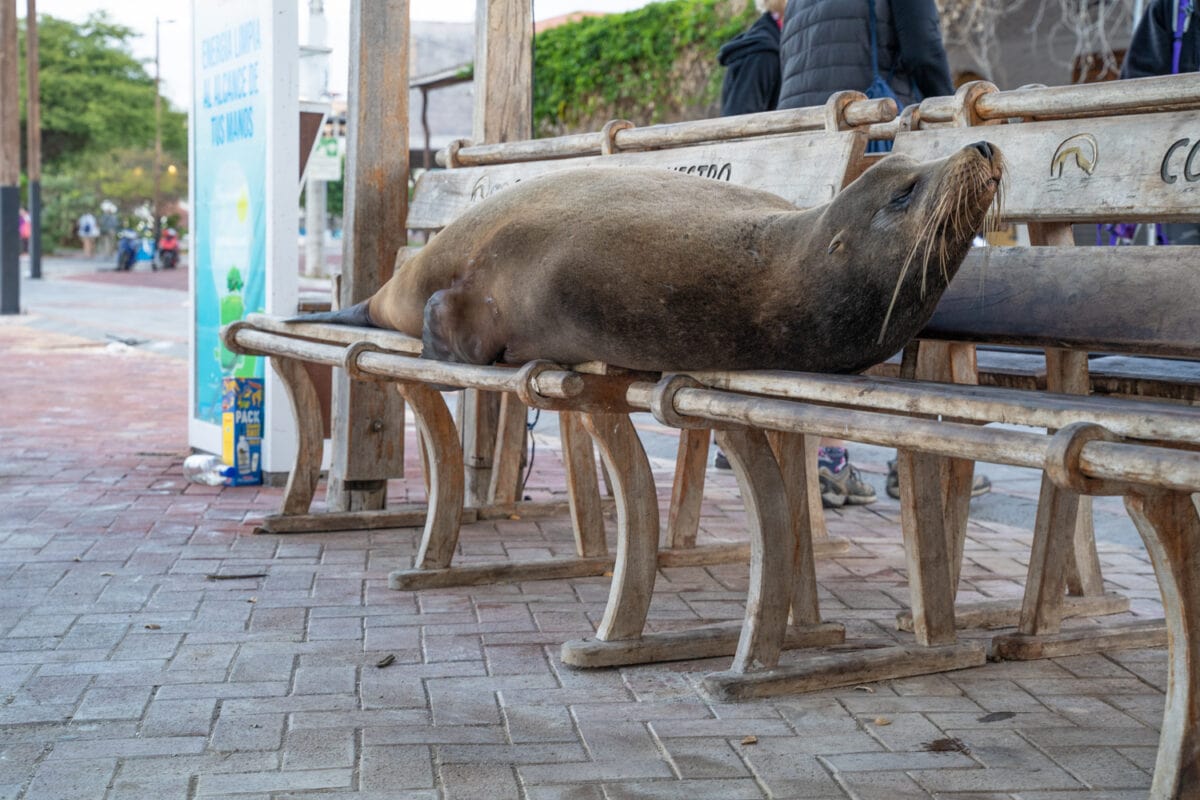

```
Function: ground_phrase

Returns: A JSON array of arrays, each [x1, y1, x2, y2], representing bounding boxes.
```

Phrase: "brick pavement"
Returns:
[[0, 319, 1167, 799]]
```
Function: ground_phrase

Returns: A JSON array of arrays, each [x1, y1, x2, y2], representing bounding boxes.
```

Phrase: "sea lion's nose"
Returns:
[[969, 141, 994, 160]]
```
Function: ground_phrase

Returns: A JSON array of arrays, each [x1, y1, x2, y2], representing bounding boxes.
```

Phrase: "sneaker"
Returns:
[[818, 447, 876, 507], [714, 449, 731, 470], [885, 459, 991, 499]]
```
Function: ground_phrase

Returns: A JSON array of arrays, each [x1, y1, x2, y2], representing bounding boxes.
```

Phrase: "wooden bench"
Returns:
[[225, 73, 1200, 798]]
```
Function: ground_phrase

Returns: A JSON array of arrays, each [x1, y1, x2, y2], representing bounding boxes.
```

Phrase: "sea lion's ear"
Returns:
[[827, 234, 844, 255]]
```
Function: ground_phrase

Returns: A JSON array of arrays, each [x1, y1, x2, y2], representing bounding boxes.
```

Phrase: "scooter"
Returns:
[[158, 228, 180, 270], [115, 229, 140, 271]]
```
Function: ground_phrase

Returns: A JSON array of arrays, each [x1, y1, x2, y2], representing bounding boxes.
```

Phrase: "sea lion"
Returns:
[[303, 141, 1002, 374]]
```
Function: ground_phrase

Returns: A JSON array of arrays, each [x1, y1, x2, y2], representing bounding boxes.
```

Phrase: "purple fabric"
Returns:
[[1174, 1, 1191, 74]]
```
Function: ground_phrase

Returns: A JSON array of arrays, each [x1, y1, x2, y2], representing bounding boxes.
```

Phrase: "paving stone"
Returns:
[[22, 757, 116, 800], [209, 712, 285, 752], [359, 744, 435, 791], [661, 737, 751, 779], [520, 759, 675, 783], [293, 664, 358, 695], [832, 769, 933, 799], [603, 778, 766, 799], [525, 784, 606, 800], [437, 742, 589, 765], [440, 763, 520, 800], [139, 696, 218, 737], [282, 727, 356, 770], [72, 684, 153, 720], [195, 768, 353, 795], [1039, 746, 1150, 790], [504, 704, 578, 743]]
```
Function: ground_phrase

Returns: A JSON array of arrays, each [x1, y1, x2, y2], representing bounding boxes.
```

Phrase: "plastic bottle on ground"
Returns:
[[182, 454, 235, 486]]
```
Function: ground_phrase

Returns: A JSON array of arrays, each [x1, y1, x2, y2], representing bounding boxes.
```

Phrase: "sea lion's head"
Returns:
[[818, 141, 1003, 349]]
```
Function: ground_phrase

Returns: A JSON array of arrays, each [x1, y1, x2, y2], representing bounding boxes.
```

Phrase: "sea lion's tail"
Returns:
[[286, 300, 375, 328]]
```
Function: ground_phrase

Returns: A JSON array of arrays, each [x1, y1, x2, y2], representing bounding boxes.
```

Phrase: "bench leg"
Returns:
[[269, 356, 324, 516], [459, 389, 500, 507], [582, 412, 660, 642], [666, 428, 710, 550], [1017, 477, 1083, 634], [487, 392, 527, 507], [716, 427, 793, 672], [767, 431, 820, 626], [1124, 489, 1200, 800], [1045, 348, 1108, 598], [897, 447, 959, 647], [400, 383, 465, 570], [972, 349, 1134, 649], [560, 411, 607, 558]]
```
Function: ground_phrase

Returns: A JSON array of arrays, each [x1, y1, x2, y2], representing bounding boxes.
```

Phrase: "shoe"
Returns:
[[818, 447, 876, 507], [714, 450, 731, 470], [885, 459, 991, 499]]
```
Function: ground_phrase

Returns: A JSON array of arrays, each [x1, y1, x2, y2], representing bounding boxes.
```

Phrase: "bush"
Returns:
[[532, 0, 756, 136]]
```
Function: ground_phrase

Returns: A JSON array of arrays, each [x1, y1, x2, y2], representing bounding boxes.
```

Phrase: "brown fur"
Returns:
[[365, 143, 1002, 373]]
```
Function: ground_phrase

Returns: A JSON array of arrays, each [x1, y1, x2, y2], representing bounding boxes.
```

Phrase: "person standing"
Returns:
[[777, 0, 953, 111], [98, 201, 119, 259], [776, 0, 959, 507], [718, 0, 785, 117], [1121, 0, 1199, 78], [1120, 0, 1200, 245], [77, 211, 99, 259]]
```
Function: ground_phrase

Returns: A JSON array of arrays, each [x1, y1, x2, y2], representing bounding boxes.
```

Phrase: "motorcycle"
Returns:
[[158, 228, 180, 270], [115, 229, 140, 271]]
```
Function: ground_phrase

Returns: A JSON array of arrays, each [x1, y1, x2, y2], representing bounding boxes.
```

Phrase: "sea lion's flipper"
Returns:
[[422, 288, 505, 366], [285, 300, 375, 328]]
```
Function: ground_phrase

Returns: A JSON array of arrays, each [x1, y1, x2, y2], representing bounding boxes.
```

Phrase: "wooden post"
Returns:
[[0, 0, 20, 314], [462, 0, 532, 506], [326, 0, 409, 511], [24, 0, 40, 280]]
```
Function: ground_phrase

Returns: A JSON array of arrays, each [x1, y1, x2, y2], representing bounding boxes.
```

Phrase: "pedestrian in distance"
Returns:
[[718, 0, 786, 117], [98, 201, 119, 259], [18, 208, 30, 255], [77, 210, 100, 259]]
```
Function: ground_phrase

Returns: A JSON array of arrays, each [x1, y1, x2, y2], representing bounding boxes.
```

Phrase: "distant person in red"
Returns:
[[18, 208, 30, 254]]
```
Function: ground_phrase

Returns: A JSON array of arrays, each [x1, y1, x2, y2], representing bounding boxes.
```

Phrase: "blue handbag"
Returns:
[[865, 1, 899, 153]]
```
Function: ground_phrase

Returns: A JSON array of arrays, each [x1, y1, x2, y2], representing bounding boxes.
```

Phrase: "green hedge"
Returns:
[[532, 0, 756, 137]]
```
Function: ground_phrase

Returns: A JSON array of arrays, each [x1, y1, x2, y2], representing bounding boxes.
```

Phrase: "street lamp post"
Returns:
[[153, 17, 174, 248], [25, 0, 40, 279], [1, 0, 21, 314]]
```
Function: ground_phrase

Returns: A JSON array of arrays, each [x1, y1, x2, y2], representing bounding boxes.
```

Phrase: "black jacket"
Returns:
[[777, 0, 953, 110], [718, 12, 782, 116], [1121, 0, 1200, 77]]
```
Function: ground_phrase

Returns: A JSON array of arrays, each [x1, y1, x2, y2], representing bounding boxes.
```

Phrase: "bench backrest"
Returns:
[[405, 95, 903, 230], [890, 77, 1200, 358]]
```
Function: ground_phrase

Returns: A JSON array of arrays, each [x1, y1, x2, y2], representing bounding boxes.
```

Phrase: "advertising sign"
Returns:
[[192, 5, 270, 424], [189, 0, 298, 474]]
